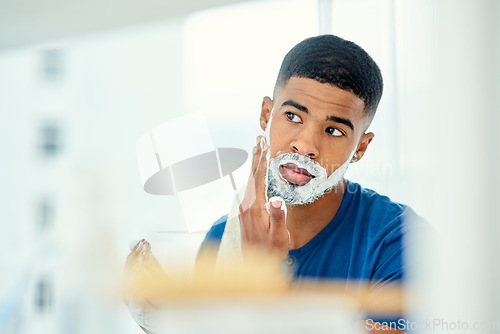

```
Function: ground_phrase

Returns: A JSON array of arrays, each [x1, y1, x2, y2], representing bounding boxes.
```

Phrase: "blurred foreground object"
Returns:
[[122, 246, 404, 334]]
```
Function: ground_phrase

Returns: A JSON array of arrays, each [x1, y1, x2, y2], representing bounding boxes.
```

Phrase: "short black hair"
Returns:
[[274, 34, 383, 120]]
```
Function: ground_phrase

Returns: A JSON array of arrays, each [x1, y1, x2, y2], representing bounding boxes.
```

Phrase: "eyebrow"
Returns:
[[326, 115, 354, 131], [280, 100, 355, 131]]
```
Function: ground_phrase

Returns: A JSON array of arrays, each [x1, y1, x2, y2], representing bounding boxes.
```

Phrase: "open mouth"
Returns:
[[279, 163, 315, 186]]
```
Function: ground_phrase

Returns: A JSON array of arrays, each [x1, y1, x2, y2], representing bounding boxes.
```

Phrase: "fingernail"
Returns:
[[269, 196, 287, 219], [253, 146, 258, 154], [256, 136, 261, 144], [271, 199, 281, 208]]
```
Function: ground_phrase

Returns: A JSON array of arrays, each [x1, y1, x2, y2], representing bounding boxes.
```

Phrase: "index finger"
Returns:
[[253, 139, 269, 201], [249, 135, 264, 176], [240, 137, 269, 213]]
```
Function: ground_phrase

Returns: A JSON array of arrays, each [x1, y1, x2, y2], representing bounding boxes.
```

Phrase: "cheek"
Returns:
[[267, 123, 288, 149], [270, 112, 297, 135]]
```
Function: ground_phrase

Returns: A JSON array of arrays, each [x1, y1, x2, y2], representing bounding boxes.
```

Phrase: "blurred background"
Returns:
[[0, 0, 498, 333]]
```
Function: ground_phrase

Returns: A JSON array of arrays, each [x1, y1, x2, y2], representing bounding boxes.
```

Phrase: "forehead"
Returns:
[[275, 77, 366, 125]]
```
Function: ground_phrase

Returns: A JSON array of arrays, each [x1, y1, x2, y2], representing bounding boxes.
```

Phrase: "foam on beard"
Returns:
[[263, 109, 354, 206]]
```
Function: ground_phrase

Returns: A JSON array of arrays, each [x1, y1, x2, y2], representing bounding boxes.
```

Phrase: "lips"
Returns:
[[279, 163, 315, 186]]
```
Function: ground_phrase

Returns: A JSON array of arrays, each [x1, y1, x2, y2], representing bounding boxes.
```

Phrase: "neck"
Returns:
[[285, 179, 348, 249]]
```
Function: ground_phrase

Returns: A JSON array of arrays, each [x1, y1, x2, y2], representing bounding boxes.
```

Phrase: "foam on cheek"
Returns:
[[263, 107, 273, 145], [324, 148, 356, 187]]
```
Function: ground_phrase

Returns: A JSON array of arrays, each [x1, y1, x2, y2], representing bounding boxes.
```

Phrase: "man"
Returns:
[[205, 33, 411, 280], [200, 34, 419, 330], [128, 34, 420, 333]]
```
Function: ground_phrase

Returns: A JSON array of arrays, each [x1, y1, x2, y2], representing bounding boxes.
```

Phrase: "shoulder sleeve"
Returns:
[[371, 207, 431, 287], [367, 208, 431, 331], [195, 215, 228, 271], [371, 222, 404, 288], [197, 214, 228, 254], [364, 214, 406, 329]]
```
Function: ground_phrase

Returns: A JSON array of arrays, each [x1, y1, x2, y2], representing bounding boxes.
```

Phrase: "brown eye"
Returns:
[[285, 112, 301, 123], [326, 127, 343, 137]]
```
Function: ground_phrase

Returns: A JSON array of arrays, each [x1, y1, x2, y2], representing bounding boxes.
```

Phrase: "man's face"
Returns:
[[260, 77, 373, 205]]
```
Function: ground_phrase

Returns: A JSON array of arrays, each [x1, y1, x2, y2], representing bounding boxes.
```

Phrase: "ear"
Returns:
[[352, 132, 374, 162], [260, 96, 274, 131]]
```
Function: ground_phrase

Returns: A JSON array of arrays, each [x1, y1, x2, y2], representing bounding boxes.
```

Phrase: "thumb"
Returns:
[[268, 196, 288, 242]]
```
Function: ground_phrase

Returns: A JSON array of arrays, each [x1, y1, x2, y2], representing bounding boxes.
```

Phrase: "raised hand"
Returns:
[[124, 239, 167, 283], [124, 239, 167, 334], [238, 136, 290, 261]]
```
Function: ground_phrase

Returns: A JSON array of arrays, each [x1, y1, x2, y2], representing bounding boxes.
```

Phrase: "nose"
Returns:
[[290, 131, 320, 158]]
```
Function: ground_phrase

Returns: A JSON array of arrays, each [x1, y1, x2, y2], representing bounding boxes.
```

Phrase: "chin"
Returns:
[[267, 179, 328, 206]]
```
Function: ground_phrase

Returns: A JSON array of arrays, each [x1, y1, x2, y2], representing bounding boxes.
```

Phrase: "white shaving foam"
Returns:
[[267, 150, 354, 205], [263, 111, 273, 203], [263, 108, 355, 206]]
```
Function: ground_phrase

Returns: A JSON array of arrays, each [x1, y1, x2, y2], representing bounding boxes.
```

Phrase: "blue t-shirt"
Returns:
[[200, 181, 420, 329]]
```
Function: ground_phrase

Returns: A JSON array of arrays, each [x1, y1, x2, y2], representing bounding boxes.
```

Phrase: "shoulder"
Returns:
[[343, 181, 428, 273], [344, 181, 429, 280], [344, 181, 421, 234], [347, 181, 409, 218]]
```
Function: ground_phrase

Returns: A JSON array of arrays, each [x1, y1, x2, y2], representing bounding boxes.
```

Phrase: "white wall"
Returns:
[[0, 18, 187, 334]]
